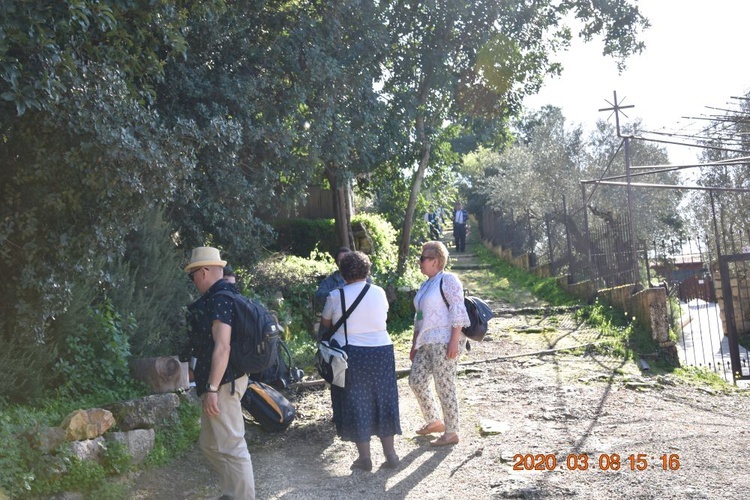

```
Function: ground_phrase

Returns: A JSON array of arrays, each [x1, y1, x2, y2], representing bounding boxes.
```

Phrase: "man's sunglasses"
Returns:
[[419, 255, 434, 262], [188, 267, 208, 281]]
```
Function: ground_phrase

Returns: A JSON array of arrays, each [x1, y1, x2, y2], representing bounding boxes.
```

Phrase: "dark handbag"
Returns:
[[315, 284, 370, 386]]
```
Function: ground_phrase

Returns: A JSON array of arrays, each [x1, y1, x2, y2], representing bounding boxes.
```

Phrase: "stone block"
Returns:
[[69, 436, 105, 462], [107, 429, 155, 464], [60, 409, 115, 441], [106, 393, 180, 431]]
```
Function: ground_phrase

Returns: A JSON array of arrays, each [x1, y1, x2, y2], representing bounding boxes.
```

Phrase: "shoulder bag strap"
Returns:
[[340, 288, 347, 345], [439, 277, 449, 309], [321, 283, 371, 343]]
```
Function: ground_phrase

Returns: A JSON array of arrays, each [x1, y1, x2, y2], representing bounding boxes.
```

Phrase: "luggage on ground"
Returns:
[[241, 380, 296, 432], [250, 339, 304, 390]]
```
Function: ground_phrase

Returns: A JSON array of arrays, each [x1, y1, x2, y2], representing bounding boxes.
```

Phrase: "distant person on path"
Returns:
[[184, 247, 256, 499], [452, 202, 468, 252], [425, 207, 442, 240], [320, 251, 401, 471], [409, 241, 470, 446]]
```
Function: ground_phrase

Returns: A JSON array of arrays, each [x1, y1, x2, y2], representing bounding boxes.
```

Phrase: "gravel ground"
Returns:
[[126, 309, 750, 499]]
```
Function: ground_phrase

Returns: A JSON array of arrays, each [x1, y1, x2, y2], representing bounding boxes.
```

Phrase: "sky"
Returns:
[[523, 0, 750, 166]]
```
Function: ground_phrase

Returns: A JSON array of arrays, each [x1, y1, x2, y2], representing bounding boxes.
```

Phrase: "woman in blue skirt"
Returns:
[[320, 251, 401, 471]]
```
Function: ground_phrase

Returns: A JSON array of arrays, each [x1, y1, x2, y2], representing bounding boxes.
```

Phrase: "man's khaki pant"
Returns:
[[199, 375, 255, 499]]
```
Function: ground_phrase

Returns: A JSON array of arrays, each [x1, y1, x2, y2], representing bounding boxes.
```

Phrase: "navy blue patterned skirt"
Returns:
[[331, 344, 402, 442]]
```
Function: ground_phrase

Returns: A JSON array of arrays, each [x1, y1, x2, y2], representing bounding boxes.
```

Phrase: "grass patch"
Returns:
[[471, 244, 579, 308], [469, 243, 665, 369], [671, 366, 736, 391]]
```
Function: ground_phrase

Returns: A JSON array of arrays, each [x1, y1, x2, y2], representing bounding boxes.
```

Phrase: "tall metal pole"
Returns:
[[581, 182, 592, 278], [624, 137, 641, 287], [711, 191, 741, 381], [600, 91, 640, 288], [563, 194, 573, 277]]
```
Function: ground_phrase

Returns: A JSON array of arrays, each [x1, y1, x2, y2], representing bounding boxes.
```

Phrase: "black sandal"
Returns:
[[350, 457, 373, 472], [382, 453, 400, 469]]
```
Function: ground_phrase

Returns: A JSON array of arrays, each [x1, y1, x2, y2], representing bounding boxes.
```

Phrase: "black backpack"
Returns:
[[250, 339, 304, 390], [214, 290, 282, 377], [440, 277, 494, 341]]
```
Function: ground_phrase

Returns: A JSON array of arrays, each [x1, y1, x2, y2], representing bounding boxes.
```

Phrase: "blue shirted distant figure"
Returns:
[[315, 247, 351, 310], [315, 247, 373, 310], [452, 202, 469, 252]]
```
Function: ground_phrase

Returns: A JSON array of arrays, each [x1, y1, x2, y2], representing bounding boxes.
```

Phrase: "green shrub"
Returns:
[[387, 288, 416, 333], [273, 218, 336, 256], [0, 407, 35, 496], [352, 212, 398, 281], [42, 456, 107, 496], [0, 332, 55, 403], [108, 208, 193, 358], [101, 440, 133, 476], [53, 299, 135, 398], [1, 209, 191, 403], [146, 397, 201, 467], [245, 251, 333, 340], [272, 214, 401, 284]]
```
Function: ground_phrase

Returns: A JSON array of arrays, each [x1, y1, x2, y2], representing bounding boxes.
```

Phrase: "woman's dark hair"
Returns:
[[339, 251, 371, 282]]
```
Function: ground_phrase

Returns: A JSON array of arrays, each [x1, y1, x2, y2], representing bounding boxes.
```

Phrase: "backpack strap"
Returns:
[[321, 283, 370, 343], [209, 289, 242, 394]]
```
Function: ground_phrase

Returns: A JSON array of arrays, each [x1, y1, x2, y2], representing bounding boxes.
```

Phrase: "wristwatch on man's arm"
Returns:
[[206, 383, 219, 393]]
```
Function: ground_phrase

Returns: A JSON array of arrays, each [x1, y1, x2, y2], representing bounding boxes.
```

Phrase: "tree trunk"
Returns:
[[326, 165, 354, 250], [128, 356, 189, 394], [397, 113, 431, 275]]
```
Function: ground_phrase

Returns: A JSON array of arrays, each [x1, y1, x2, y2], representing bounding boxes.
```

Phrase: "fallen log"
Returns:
[[289, 344, 602, 389], [459, 341, 605, 365]]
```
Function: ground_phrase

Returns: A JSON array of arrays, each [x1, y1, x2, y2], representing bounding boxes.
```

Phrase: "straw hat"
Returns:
[[184, 247, 227, 272]]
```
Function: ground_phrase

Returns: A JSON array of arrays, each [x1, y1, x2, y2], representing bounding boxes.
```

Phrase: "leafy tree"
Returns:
[[472, 106, 587, 254], [156, 1, 302, 264], [292, 0, 392, 250], [380, 0, 650, 274], [689, 92, 750, 255], [586, 119, 684, 242], [157, 0, 393, 259], [0, 1, 213, 351], [472, 109, 684, 259]]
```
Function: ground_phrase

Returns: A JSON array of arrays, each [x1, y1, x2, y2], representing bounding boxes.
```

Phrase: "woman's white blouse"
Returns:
[[413, 271, 470, 350], [322, 281, 392, 347]]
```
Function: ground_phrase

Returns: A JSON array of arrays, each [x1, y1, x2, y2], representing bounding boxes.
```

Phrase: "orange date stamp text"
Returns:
[[513, 453, 681, 471]]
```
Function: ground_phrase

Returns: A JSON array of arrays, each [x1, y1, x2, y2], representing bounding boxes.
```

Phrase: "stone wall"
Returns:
[[596, 284, 670, 343], [482, 238, 670, 345], [712, 262, 750, 336]]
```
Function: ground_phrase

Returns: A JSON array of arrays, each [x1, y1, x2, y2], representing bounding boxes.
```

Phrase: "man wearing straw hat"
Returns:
[[185, 246, 255, 499]]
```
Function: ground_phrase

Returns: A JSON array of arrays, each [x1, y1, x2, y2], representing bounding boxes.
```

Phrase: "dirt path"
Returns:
[[126, 234, 750, 499]]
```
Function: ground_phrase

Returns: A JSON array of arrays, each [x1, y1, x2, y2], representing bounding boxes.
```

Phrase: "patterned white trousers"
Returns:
[[409, 343, 460, 433]]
